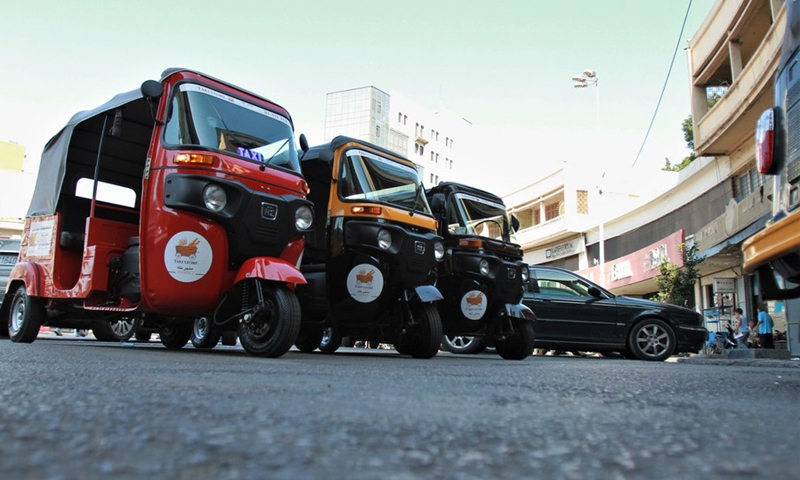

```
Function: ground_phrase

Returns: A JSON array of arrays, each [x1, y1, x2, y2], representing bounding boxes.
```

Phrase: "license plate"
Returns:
[[0, 254, 18, 266]]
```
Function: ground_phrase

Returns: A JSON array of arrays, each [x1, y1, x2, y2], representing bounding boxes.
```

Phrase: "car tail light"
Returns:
[[755, 108, 776, 174]]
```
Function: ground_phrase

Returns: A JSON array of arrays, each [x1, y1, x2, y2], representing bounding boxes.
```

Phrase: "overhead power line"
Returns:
[[631, 0, 693, 168]]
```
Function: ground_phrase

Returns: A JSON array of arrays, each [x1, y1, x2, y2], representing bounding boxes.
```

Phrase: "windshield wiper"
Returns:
[[409, 183, 424, 217], [261, 138, 291, 166]]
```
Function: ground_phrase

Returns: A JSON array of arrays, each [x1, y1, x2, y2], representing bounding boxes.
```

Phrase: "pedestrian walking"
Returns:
[[755, 304, 775, 349], [733, 307, 749, 349]]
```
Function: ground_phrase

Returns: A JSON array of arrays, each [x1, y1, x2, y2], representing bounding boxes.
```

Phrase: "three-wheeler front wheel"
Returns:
[[396, 303, 443, 359], [496, 320, 535, 360], [294, 328, 323, 353], [8, 285, 44, 343], [238, 283, 301, 358]]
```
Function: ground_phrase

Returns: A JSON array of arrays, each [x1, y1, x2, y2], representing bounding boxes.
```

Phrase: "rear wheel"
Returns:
[[496, 320, 535, 360], [93, 317, 136, 342], [628, 319, 675, 361], [442, 335, 485, 354], [191, 316, 221, 349], [295, 328, 323, 353], [238, 283, 301, 358], [8, 285, 44, 343], [159, 322, 192, 350], [318, 327, 341, 354]]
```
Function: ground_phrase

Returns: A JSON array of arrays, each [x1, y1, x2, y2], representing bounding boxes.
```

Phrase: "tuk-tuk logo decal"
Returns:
[[164, 231, 213, 283], [461, 290, 487, 320], [414, 241, 426, 255], [347, 263, 384, 303]]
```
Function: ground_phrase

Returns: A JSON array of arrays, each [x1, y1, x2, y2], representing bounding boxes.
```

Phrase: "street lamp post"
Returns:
[[572, 70, 605, 287]]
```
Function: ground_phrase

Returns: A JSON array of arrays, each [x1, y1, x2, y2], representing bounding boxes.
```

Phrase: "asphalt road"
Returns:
[[1, 336, 798, 480]]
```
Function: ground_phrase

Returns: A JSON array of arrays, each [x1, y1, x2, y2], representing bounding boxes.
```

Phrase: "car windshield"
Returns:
[[163, 83, 301, 174], [447, 193, 512, 241], [339, 149, 431, 214]]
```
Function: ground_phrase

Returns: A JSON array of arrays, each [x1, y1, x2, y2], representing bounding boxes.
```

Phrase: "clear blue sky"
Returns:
[[0, 0, 717, 196]]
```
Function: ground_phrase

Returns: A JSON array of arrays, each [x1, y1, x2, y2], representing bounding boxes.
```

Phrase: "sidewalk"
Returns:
[[676, 349, 800, 368]]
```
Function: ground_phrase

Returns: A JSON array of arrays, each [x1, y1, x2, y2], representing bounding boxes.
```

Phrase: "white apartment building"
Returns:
[[323, 86, 474, 187]]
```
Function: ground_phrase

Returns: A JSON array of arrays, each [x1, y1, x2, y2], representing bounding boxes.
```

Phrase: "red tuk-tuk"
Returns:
[[0, 69, 314, 357]]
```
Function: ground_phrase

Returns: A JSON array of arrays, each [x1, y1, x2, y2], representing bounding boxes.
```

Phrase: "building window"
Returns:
[[545, 202, 561, 221], [398, 112, 402, 123], [376, 125, 381, 138], [435, 153, 439, 163], [376, 101, 382, 113], [576, 190, 589, 214], [733, 167, 766, 199], [416, 123, 420, 137], [533, 209, 541, 225], [445, 137, 449, 147], [403, 114, 407, 125], [430, 151, 434, 162]]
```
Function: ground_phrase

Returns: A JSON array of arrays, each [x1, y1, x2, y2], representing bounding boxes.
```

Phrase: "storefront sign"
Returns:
[[713, 278, 736, 293]]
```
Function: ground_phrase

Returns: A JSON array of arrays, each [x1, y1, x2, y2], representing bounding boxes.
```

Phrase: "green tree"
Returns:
[[653, 244, 703, 308], [664, 90, 724, 172]]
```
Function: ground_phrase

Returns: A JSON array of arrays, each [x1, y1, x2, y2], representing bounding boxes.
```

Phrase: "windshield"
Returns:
[[447, 193, 512, 241], [339, 149, 431, 214], [163, 83, 301, 174]]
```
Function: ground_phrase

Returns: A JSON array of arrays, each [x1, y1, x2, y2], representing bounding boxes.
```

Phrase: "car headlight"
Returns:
[[377, 228, 392, 250], [479, 259, 490, 276], [203, 184, 227, 212], [521, 267, 529, 282], [434, 240, 445, 261], [295, 205, 313, 230]]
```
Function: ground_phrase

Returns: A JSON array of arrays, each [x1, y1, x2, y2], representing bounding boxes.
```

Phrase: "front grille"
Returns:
[[253, 226, 279, 243]]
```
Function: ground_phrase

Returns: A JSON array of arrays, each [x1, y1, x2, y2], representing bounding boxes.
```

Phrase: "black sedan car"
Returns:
[[523, 266, 706, 361]]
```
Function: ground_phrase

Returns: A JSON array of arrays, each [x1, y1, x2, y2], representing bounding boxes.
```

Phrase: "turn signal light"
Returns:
[[352, 206, 382, 215], [458, 239, 483, 248], [174, 153, 216, 165], [755, 108, 776, 175]]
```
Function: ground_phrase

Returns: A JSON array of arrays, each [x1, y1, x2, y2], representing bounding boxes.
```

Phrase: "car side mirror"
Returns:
[[299, 133, 309, 153], [588, 286, 602, 298]]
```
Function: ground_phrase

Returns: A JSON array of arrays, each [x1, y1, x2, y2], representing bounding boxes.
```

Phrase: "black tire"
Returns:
[[238, 284, 301, 358], [7, 285, 44, 343], [496, 320, 535, 360], [191, 317, 221, 349], [135, 330, 152, 341], [318, 327, 341, 354], [442, 335, 485, 354], [159, 322, 192, 350], [93, 318, 136, 342], [628, 318, 676, 361], [295, 328, 323, 353], [221, 330, 238, 346], [399, 303, 443, 359]]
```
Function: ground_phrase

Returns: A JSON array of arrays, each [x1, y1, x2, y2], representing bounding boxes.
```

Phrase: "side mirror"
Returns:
[[299, 133, 309, 153], [511, 214, 520, 232], [430, 193, 445, 212], [588, 286, 602, 298], [140, 80, 163, 100]]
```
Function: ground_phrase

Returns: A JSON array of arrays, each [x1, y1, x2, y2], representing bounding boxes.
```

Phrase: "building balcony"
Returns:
[[691, 1, 784, 156]]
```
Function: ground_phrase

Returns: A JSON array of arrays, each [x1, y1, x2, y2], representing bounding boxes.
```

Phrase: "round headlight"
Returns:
[[295, 205, 313, 230], [377, 228, 392, 250], [434, 241, 445, 261], [521, 267, 529, 282], [479, 259, 490, 276], [203, 184, 227, 212]]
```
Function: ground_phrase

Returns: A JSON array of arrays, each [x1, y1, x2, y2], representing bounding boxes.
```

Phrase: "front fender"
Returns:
[[404, 285, 444, 303], [504, 303, 536, 322], [234, 258, 307, 285]]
